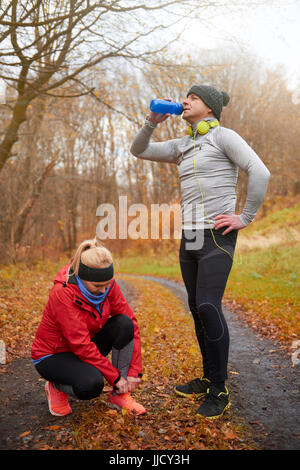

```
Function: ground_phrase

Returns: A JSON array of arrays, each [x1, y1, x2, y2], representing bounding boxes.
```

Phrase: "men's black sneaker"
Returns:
[[196, 386, 230, 419], [174, 377, 210, 398]]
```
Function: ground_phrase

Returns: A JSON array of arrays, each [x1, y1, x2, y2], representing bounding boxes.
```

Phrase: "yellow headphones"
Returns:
[[187, 120, 219, 137]]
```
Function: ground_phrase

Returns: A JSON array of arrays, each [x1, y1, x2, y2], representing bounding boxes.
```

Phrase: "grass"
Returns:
[[242, 202, 300, 237], [116, 244, 299, 347], [115, 249, 180, 279], [225, 243, 300, 344], [236, 202, 300, 252]]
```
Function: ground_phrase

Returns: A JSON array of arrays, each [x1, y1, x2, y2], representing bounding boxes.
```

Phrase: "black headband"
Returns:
[[78, 262, 114, 282]]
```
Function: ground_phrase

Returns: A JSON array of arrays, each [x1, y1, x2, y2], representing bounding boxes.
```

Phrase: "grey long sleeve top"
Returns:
[[130, 118, 270, 230]]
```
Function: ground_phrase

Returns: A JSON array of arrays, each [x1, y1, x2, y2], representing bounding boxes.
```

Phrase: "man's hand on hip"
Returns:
[[213, 214, 246, 234]]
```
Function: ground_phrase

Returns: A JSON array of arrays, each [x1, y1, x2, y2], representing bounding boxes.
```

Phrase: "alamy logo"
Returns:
[[96, 196, 205, 249]]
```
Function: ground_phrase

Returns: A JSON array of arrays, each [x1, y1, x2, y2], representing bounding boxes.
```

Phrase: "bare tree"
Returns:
[[0, 0, 209, 173]]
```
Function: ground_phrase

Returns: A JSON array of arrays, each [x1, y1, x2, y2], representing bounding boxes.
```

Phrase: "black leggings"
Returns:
[[179, 228, 237, 383], [35, 314, 134, 400]]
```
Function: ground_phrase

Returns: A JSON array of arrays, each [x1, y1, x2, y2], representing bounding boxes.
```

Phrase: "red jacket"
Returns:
[[31, 264, 142, 385]]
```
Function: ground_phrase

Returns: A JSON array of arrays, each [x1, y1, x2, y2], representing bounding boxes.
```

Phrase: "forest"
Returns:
[[0, 0, 299, 262]]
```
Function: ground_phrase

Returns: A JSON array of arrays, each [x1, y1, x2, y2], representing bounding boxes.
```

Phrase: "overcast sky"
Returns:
[[180, 0, 300, 89]]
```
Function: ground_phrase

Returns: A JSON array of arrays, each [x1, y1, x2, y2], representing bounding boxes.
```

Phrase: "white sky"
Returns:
[[180, 0, 300, 88]]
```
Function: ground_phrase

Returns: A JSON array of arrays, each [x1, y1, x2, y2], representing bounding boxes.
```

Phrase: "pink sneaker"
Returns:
[[45, 381, 72, 416], [109, 391, 146, 415]]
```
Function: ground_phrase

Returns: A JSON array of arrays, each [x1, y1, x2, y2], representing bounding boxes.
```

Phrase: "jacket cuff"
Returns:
[[113, 371, 121, 385], [127, 365, 143, 378]]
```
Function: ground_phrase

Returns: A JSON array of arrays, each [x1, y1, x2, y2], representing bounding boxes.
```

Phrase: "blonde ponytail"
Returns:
[[70, 237, 113, 276]]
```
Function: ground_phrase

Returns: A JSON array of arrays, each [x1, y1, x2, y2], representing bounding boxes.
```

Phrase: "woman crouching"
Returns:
[[31, 238, 145, 416]]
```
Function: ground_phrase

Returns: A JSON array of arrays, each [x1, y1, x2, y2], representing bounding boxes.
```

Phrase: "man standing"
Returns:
[[130, 85, 270, 418]]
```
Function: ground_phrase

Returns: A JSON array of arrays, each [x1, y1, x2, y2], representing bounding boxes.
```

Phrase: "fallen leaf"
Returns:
[[224, 430, 238, 440], [19, 431, 31, 438], [43, 425, 62, 431], [186, 426, 196, 434], [158, 428, 167, 434], [249, 420, 263, 427], [106, 409, 118, 415]]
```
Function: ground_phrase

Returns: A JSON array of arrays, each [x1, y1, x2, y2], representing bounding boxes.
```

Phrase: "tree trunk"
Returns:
[[12, 150, 60, 245]]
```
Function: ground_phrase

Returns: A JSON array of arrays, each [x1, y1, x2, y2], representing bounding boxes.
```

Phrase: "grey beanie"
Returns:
[[187, 85, 230, 120]]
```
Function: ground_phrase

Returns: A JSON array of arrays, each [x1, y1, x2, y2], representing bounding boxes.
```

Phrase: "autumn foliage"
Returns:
[[0, 260, 255, 450]]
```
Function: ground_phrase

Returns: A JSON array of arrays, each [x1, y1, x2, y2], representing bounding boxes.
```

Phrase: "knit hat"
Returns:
[[187, 85, 230, 120]]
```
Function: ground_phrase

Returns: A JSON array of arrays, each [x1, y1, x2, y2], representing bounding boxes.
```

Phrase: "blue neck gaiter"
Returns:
[[75, 275, 109, 313]]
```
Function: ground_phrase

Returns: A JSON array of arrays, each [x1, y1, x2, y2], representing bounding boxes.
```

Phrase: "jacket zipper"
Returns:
[[75, 296, 97, 318]]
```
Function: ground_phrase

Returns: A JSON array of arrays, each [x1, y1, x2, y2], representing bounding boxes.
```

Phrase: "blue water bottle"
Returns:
[[150, 99, 183, 115]]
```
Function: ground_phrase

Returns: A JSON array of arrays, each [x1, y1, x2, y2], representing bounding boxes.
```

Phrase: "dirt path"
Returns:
[[133, 275, 300, 451], [0, 276, 299, 450]]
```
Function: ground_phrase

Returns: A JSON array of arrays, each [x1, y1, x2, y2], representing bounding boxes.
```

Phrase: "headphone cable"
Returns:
[[192, 132, 233, 260]]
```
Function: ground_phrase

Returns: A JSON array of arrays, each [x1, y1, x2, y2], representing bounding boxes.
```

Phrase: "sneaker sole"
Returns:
[[108, 402, 146, 415], [174, 388, 207, 399], [196, 401, 231, 420], [108, 401, 122, 411]]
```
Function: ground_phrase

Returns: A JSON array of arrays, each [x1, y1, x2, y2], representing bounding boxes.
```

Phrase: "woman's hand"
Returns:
[[115, 376, 128, 394], [127, 376, 141, 393], [213, 214, 246, 235]]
